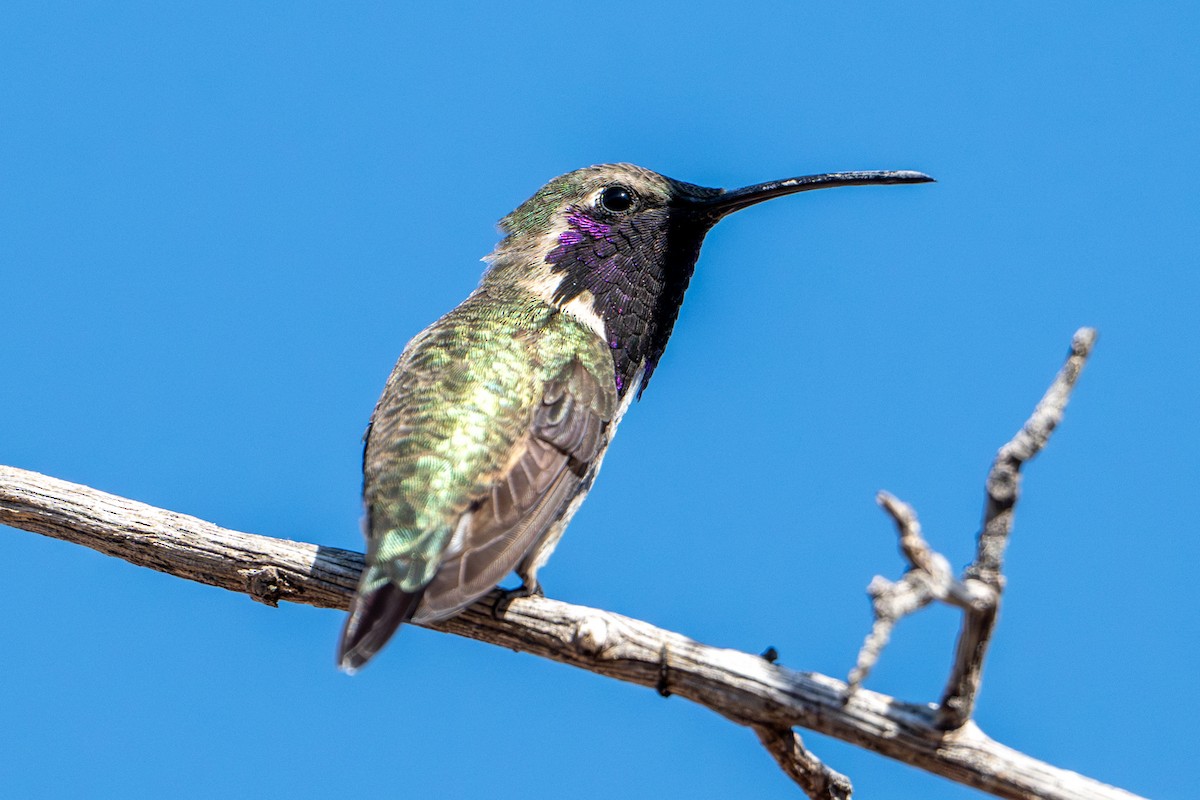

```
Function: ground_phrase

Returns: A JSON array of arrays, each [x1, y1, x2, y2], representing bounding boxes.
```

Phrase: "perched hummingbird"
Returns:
[[337, 163, 931, 672]]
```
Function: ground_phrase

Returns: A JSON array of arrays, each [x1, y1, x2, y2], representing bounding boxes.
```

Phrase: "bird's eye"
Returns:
[[597, 186, 635, 214]]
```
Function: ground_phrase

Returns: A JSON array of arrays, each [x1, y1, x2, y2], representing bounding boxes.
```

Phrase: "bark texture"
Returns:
[[0, 328, 1139, 799]]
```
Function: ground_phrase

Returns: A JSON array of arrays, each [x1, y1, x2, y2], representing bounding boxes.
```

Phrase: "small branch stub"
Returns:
[[573, 615, 610, 657], [755, 725, 853, 800], [241, 565, 298, 607]]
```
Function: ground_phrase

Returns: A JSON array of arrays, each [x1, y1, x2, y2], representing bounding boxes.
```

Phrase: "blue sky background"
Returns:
[[2, 3, 1195, 798]]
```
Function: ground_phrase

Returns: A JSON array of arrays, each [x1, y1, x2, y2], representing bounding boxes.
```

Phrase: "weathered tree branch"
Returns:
[[754, 725, 853, 800], [938, 328, 1098, 729], [846, 329, 1097, 737], [0, 484, 1135, 798], [1, 328, 1139, 798]]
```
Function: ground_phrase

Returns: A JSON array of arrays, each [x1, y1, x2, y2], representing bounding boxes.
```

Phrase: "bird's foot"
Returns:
[[491, 581, 543, 620]]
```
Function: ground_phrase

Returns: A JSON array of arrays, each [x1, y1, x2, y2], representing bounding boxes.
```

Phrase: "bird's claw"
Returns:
[[491, 581, 543, 620]]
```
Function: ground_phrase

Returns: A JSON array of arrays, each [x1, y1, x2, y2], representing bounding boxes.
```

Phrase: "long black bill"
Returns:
[[694, 169, 933, 221]]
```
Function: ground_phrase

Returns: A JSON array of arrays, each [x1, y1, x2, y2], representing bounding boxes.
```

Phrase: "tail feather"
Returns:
[[337, 581, 425, 673]]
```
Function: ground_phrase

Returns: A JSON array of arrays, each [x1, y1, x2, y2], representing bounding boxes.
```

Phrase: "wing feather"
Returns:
[[412, 358, 614, 622]]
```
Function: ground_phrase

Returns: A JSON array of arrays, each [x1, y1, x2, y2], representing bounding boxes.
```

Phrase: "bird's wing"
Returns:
[[338, 317, 615, 671], [414, 356, 614, 620]]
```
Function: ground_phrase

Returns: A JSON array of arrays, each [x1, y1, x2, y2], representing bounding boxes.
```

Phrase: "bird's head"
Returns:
[[486, 163, 932, 396]]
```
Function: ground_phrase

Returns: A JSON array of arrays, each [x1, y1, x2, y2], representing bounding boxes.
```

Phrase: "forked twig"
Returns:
[[847, 328, 1098, 731]]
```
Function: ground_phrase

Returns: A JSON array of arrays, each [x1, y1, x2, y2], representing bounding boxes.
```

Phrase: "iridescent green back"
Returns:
[[360, 284, 613, 595]]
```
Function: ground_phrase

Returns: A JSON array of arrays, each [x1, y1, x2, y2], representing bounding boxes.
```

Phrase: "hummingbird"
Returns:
[[337, 163, 932, 672]]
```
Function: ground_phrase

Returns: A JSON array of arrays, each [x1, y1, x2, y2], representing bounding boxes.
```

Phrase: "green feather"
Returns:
[[362, 284, 610, 593]]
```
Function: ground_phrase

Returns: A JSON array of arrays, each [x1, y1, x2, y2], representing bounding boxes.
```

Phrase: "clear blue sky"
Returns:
[[2, 4, 1195, 798]]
